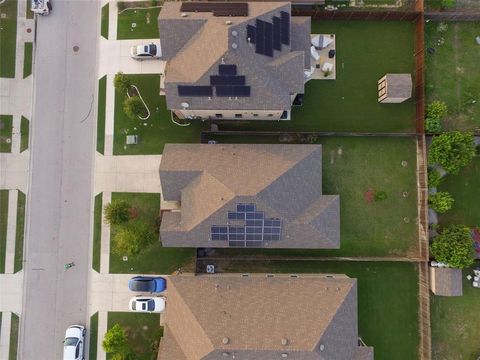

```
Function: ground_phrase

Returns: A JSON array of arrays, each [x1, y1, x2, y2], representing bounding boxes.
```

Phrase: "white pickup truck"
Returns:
[[31, 0, 52, 15]]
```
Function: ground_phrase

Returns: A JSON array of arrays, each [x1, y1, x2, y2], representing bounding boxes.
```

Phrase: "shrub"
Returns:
[[104, 200, 131, 225], [112, 222, 156, 256], [427, 169, 442, 188], [102, 324, 129, 356], [113, 72, 131, 93], [440, 0, 455, 9], [428, 131, 476, 175], [431, 225, 475, 268], [123, 96, 145, 120], [426, 101, 447, 120], [429, 191, 454, 213], [425, 117, 442, 134], [374, 190, 387, 202]]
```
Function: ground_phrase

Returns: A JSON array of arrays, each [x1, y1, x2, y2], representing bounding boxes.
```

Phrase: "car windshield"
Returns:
[[150, 45, 157, 55], [64, 337, 78, 346], [147, 299, 155, 311]]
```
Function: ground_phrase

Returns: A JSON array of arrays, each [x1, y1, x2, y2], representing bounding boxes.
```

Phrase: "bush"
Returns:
[[374, 190, 387, 202], [431, 225, 475, 269], [112, 222, 156, 256], [113, 72, 131, 93], [427, 169, 442, 188], [426, 100, 448, 120], [123, 96, 145, 120], [103, 324, 129, 356], [441, 0, 455, 9], [104, 200, 131, 225], [429, 191, 454, 213], [425, 117, 443, 134], [476, 144, 480, 156], [428, 131, 476, 175]]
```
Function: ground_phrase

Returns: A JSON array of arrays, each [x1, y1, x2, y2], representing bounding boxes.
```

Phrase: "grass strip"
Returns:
[[0, 115, 13, 153], [89, 312, 99, 360], [0, 190, 10, 273], [20, 116, 29, 152], [14, 191, 26, 273], [97, 76, 107, 154], [8, 313, 19, 360], [23, 42, 33, 78], [92, 193, 102, 272]]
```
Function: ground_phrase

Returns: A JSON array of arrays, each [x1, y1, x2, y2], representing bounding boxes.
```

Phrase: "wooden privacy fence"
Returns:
[[425, 11, 480, 21]]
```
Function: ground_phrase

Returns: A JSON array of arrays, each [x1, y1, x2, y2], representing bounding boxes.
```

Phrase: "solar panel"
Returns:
[[219, 64, 237, 75], [210, 75, 246, 86], [216, 86, 233, 97], [273, 16, 281, 51], [255, 19, 265, 55], [178, 86, 212, 97], [246, 25, 256, 44], [280, 11, 290, 45], [233, 86, 251, 97], [264, 22, 273, 57]]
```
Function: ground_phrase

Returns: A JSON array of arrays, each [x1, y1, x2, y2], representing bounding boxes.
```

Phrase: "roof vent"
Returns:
[[319, 344, 325, 351], [181, 12, 188, 17], [222, 337, 230, 345], [225, 20, 232, 25], [281, 338, 288, 346], [232, 30, 238, 37], [281, 354, 288, 358], [231, 42, 238, 49], [180, 102, 189, 109]]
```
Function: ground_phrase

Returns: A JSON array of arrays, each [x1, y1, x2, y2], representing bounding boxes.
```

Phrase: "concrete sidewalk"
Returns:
[[0, 153, 29, 193], [0, 272, 24, 314]]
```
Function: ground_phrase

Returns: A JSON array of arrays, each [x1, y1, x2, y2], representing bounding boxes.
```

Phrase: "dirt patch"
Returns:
[[129, 207, 139, 219], [364, 188, 375, 203]]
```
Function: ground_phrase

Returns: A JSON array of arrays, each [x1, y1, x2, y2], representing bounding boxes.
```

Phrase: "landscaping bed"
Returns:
[[431, 263, 480, 359], [106, 312, 162, 360], [221, 260, 420, 360], [0, 0, 18, 78], [117, 1, 162, 40], [113, 74, 206, 155], [425, 21, 480, 131], [109, 192, 194, 274]]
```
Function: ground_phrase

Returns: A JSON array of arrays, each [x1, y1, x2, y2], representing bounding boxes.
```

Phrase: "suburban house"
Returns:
[[159, 144, 340, 249], [157, 274, 374, 360], [158, 2, 311, 120]]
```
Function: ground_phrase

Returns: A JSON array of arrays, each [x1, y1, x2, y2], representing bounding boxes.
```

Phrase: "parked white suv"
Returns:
[[63, 325, 85, 360]]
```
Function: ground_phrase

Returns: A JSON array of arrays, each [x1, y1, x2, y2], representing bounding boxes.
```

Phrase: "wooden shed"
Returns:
[[378, 74, 412, 103], [430, 267, 463, 297]]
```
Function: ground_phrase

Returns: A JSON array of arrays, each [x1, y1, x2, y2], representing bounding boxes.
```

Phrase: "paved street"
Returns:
[[19, 1, 99, 358]]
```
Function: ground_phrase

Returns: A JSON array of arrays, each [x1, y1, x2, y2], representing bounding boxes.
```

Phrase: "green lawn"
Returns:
[[0, 190, 9, 273], [109, 192, 195, 274], [117, 2, 161, 40], [113, 74, 206, 155], [14, 191, 25, 273], [438, 157, 480, 228], [106, 312, 163, 360], [0, 0, 18, 78], [220, 20, 415, 133], [89, 312, 99, 360], [223, 260, 419, 360], [425, 22, 480, 131], [20, 116, 29, 152], [92, 193, 102, 272], [97, 76, 107, 154], [9, 313, 19, 360], [23, 42, 33, 78], [101, 3, 109, 39], [0, 115, 13, 153], [26, 0, 34, 18], [431, 264, 480, 360], [215, 136, 419, 257]]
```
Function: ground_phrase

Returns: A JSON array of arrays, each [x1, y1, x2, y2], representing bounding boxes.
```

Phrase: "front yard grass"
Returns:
[[438, 157, 480, 228], [14, 191, 25, 273], [220, 20, 415, 133], [113, 74, 206, 155], [0, 0, 17, 78], [0, 115, 13, 153], [117, 2, 161, 40], [109, 192, 195, 274], [20, 116, 29, 152], [0, 190, 9, 273], [425, 21, 480, 131], [431, 263, 480, 360], [23, 42, 33, 78], [106, 312, 163, 360], [223, 260, 419, 360]]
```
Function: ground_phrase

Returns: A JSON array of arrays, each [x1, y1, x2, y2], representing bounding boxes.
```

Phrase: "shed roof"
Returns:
[[384, 73, 412, 99], [430, 267, 463, 296]]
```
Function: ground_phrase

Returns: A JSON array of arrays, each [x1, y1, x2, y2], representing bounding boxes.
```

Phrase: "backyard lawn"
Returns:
[[438, 157, 480, 228], [107, 312, 163, 360], [109, 192, 195, 274], [220, 20, 415, 133], [113, 74, 206, 155], [0, 0, 17, 78], [0, 115, 13, 153], [222, 260, 420, 360], [117, 1, 161, 40], [431, 264, 480, 360], [425, 21, 480, 131]]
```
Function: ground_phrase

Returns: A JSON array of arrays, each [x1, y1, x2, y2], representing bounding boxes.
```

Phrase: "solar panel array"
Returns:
[[178, 64, 250, 97], [210, 203, 282, 247], [246, 11, 290, 57]]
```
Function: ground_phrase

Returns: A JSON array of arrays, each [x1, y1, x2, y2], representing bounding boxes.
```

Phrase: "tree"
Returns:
[[112, 222, 156, 256], [431, 225, 475, 268], [428, 131, 475, 175], [104, 200, 131, 225], [102, 324, 129, 356], [425, 117, 442, 134], [425, 101, 447, 134], [123, 96, 145, 120], [113, 72, 131, 93], [427, 168, 442, 189], [429, 191, 454, 213], [441, 0, 455, 9]]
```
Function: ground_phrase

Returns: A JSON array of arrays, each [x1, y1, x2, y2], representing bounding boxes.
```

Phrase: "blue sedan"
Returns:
[[128, 276, 167, 293]]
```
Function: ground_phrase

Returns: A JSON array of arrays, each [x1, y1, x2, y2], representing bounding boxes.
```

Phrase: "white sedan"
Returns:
[[130, 43, 161, 60], [63, 325, 85, 360], [129, 296, 166, 313]]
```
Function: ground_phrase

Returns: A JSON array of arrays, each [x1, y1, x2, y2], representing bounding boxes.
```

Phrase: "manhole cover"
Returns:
[[26, 28, 32, 33], [73, 45, 79, 52]]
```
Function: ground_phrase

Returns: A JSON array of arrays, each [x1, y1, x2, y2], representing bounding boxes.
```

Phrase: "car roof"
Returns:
[[63, 345, 77, 359], [129, 277, 155, 291]]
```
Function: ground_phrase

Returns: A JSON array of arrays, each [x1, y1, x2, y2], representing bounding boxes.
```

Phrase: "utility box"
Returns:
[[126, 135, 139, 145]]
